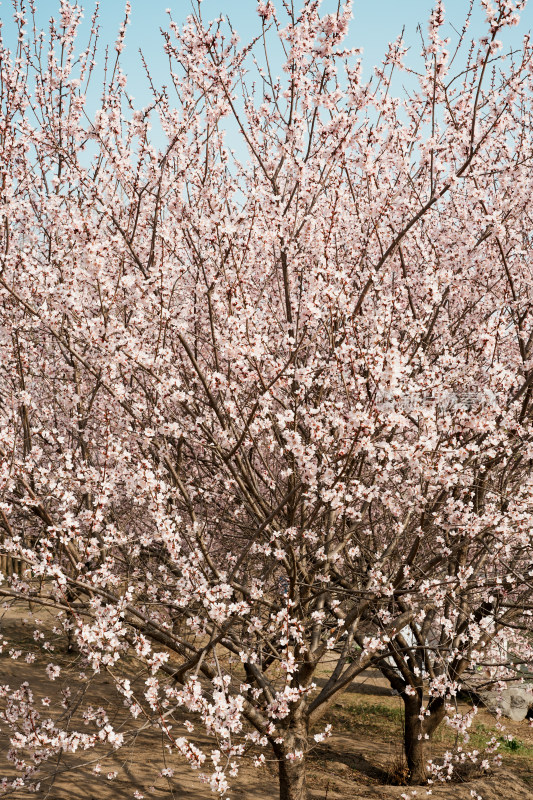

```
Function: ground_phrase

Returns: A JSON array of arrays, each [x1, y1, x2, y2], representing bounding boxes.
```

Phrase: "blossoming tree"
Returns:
[[1, 0, 533, 797]]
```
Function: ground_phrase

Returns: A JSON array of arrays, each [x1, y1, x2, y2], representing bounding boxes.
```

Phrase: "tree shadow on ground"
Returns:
[[311, 743, 390, 783]]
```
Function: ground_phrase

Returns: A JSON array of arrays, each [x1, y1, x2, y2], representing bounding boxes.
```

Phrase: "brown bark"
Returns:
[[403, 693, 446, 784], [272, 717, 309, 800], [403, 692, 427, 784], [424, 696, 446, 737], [278, 755, 307, 800]]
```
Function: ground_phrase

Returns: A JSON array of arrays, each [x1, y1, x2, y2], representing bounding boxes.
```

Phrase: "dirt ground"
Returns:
[[0, 603, 532, 800]]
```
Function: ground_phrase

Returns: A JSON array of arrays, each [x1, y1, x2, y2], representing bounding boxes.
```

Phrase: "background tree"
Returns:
[[1, 1, 533, 798]]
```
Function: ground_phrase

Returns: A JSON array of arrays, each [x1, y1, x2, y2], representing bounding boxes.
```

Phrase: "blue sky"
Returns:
[[87, 0, 533, 81], [3, 1, 532, 88], [1, 0, 532, 149], [93, 1, 532, 56]]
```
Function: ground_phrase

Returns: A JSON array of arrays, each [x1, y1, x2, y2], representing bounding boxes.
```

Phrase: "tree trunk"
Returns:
[[272, 717, 309, 800], [424, 696, 446, 738], [278, 753, 307, 800], [403, 693, 427, 784]]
